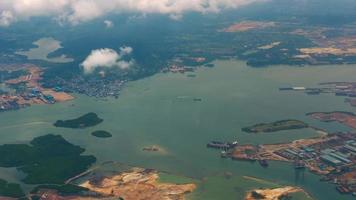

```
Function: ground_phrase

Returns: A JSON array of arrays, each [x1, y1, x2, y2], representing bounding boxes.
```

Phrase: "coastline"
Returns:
[[1, 60, 356, 200]]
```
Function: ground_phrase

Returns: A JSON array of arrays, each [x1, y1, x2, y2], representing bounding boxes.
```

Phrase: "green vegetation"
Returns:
[[31, 184, 88, 196], [7, 82, 27, 94], [0, 70, 27, 83], [54, 112, 103, 128], [28, 196, 40, 200], [242, 120, 308, 133], [91, 130, 112, 138], [0, 134, 96, 184], [0, 179, 25, 198], [2, 0, 355, 95]]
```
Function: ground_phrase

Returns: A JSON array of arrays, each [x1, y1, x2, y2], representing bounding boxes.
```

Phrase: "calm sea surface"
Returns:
[[0, 60, 355, 200]]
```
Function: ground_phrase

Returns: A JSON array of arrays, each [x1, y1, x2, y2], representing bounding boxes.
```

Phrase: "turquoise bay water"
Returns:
[[0, 60, 355, 199]]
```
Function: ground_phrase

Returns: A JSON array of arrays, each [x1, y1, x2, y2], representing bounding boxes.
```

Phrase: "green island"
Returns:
[[0, 134, 96, 184], [91, 130, 112, 138], [54, 112, 103, 129], [0, 179, 25, 198], [242, 120, 308, 133], [306, 111, 356, 116]]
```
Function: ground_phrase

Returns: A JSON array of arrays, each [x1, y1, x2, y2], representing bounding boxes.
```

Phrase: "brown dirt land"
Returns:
[[232, 145, 258, 160], [299, 47, 356, 56], [4, 66, 74, 105], [223, 21, 275, 32], [42, 90, 74, 102], [79, 168, 196, 200], [245, 186, 302, 200]]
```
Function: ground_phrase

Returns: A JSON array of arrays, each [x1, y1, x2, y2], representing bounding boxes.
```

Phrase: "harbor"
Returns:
[[280, 82, 356, 108], [207, 131, 356, 196]]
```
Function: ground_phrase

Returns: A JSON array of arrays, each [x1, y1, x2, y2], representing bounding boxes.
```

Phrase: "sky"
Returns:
[[0, 0, 264, 26]]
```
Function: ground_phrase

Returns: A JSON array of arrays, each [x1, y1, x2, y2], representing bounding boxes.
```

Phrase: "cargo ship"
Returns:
[[279, 87, 293, 91], [306, 89, 321, 95], [336, 186, 351, 194], [207, 141, 238, 150]]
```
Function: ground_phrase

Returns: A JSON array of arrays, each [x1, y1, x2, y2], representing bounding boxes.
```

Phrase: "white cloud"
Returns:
[[169, 13, 183, 21], [104, 20, 113, 28], [0, 10, 15, 26], [119, 46, 133, 55], [81, 47, 134, 74], [0, 0, 264, 26]]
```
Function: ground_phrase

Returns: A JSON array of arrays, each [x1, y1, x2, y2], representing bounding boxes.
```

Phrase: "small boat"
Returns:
[[221, 151, 229, 158], [336, 186, 351, 194], [294, 160, 306, 169], [259, 159, 269, 167], [306, 89, 321, 95], [187, 74, 196, 78], [231, 141, 238, 146]]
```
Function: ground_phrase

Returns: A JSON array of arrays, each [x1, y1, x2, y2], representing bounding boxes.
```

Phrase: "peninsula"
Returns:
[[0, 134, 96, 184], [30, 167, 196, 200], [307, 111, 356, 129], [245, 186, 305, 200], [80, 168, 196, 200]]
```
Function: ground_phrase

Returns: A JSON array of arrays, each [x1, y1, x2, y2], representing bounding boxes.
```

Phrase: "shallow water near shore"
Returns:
[[0, 60, 355, 199]]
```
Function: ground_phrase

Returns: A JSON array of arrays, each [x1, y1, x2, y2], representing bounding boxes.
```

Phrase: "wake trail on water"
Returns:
[[0, 121, 51, 129]]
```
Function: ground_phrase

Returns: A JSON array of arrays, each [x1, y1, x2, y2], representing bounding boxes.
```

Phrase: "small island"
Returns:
[[91, 130, 112, 138], [0, 179, 25, 198], [242, 119, 308, 133], [142, 145, 167, 154], [0, 134, 96, 184], [54, 112, 103, 129]]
